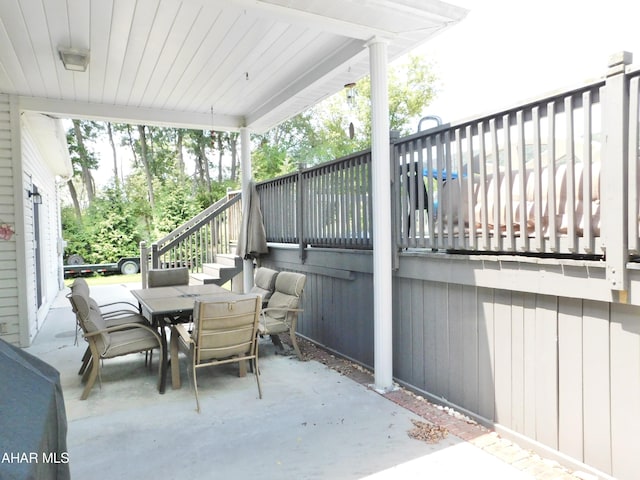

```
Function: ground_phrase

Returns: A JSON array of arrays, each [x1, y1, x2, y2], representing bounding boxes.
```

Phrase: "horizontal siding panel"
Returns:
[[0, 260, 17, 271], [0, 277, 18, 289], [0, 285, 18, 298], [0, 305, 19, 317]]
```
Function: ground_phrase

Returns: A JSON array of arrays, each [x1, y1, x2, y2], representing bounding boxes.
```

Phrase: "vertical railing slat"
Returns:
[[489, 118, 502, 251], [516, 110, 528, 251], [478, 121, 490, 250], [532, 106, 544, 252], [583, 90, 594, 253], [628, 75, 640, 254], [465, 125, 476, 251], [547, 101, 558, 252], [503, 113, 515, 251], [565, 95, 578, 252]]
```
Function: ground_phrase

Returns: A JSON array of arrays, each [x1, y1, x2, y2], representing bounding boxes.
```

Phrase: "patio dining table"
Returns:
[[130, 284, 241, 393]]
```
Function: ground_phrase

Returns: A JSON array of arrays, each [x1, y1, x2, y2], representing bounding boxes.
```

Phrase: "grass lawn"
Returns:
[[64, 273, 142, 287]]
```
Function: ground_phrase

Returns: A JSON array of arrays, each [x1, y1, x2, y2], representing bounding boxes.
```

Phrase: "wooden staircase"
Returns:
[[189, 253, 243, 286], [141, 192, 245, 288]]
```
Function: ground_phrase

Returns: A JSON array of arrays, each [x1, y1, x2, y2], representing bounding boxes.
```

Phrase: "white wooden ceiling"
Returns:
[[0, 0, 467, 133]]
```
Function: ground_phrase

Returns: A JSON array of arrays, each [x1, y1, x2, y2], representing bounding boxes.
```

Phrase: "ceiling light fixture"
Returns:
[[58, 47, 90, 72]]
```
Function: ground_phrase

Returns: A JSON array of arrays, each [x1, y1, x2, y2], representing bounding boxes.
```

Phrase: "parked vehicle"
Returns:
[[63, 256, 140, 278]]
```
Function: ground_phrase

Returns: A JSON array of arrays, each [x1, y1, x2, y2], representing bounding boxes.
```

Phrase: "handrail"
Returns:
[[154, 194, 239, 253], [154, 194, 241, 256], [140, 193, 243, 282]]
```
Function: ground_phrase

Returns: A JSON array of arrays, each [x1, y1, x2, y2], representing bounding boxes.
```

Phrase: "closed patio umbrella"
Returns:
[[237, 181, 268, 260]]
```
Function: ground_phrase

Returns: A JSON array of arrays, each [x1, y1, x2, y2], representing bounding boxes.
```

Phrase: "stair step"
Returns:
[[215, 253, 242, 267], [198, 257, 243, 287], [202, 263, 232, 277], [189, 273, 219, 285]]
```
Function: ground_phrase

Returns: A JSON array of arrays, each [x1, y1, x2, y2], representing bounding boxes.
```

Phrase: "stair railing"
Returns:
[[140, 192, 242, 287]]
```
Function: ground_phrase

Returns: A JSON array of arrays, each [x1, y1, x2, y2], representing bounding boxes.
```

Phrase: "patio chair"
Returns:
[[170, 294, 262, 412], [147, 266, 191, 325], [147, 266, 189, 288], [258, 272, 307, 360], [68, 278, 149, 375], [249, 267, 278, 308], [67, 285, 163, 400]]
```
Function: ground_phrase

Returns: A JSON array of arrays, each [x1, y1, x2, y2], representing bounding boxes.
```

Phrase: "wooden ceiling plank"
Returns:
[[246, 38, 367, 129], [211, 21, 290, 113], [125, 0, 181, 108], [21, 0, 64, 99], [64, 0, 92, 101], [140, 2, 203, 108], [1, 0, 46, 96], [102, 0, 137, 104], [113, 0, 158, 105], [148, 5, 219, 108], [183, 15, 284, 113], [159, 7, 234, 111], [233, 31, 339, 115], [88, 0, 113, 103], [0, 12, 27, 94], [163, 8, 242, 112]]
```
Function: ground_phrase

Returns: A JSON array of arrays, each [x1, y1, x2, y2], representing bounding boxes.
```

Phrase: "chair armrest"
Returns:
[[260, 307, 304, 316], [174, 323, 194, 345], [84, 322, 161, 343], [99, 300, 139, 310], [102, 309, 140, 319]]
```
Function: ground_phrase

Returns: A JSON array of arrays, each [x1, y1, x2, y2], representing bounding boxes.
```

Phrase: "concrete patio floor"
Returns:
[[24, 283, 569, 480]]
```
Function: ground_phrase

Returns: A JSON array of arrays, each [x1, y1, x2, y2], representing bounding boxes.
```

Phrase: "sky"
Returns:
[[419, 0, 640, 124]]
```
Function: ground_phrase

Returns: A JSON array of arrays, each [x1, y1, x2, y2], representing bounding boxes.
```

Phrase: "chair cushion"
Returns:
[[254, 267, 278, 290], [274, 272, 306, 296], [104, 313, 149, 329], [104, 328, 159, 358], [266, 291, 299, 320], [250, 268, 278, 305], [84, 307, 110, 355], [264, 272, 306, 320]]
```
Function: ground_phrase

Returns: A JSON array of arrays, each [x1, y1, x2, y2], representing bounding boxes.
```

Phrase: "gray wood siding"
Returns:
[[265, 245, 640, 479]]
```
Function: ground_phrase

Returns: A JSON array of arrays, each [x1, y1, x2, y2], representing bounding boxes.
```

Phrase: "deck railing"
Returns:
[[257, 150, 373, 254], [394, 77, 607, 255], [139, 192, 242, 287], [393, 53, 640, 289], [255, 53, 640, 288]]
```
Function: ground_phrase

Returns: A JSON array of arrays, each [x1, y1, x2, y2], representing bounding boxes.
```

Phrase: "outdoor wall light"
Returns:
[[27, 190, 42, 205], [58, 47, 90, 72]]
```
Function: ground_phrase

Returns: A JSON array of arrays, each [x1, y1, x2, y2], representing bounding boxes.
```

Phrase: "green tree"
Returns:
[[153, 170, 201, 238], [82, 187, 141, 263], [66, 120, 104, 213], [251, 53, 438, 177]]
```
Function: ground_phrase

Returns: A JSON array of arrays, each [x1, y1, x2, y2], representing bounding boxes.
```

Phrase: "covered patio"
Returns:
[[1, 0, 468, 391], [23, 282, 575, 480]]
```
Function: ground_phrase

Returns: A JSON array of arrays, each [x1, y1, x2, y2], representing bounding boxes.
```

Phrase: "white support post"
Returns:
[[368, 37, 394, 393], [240, 126, 254, 293], [602, 52, 632, 295]]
